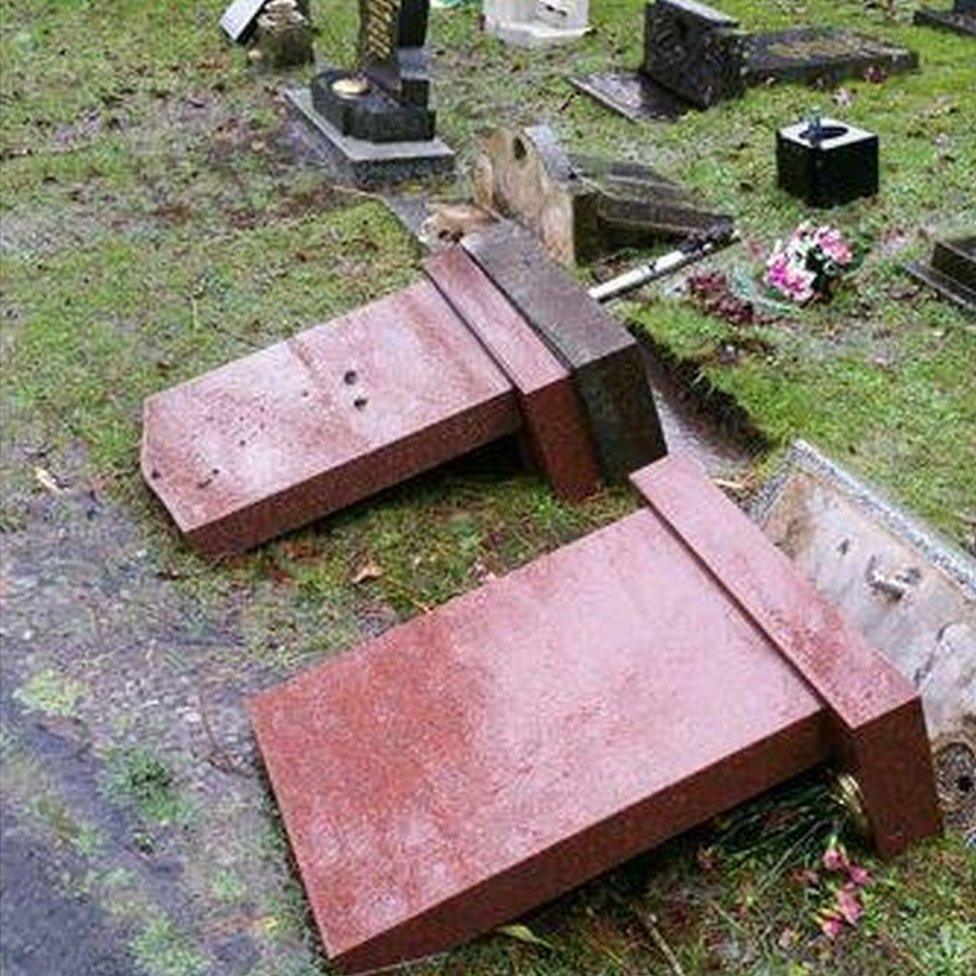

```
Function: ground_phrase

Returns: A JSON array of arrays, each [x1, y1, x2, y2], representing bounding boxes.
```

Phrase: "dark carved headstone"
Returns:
[[776, 117, 878, 208], [253, 0, 313, 68], [914, 0, 976, 37], [286, 0, 453, 186], [905, 236, 976, 315], [642, 0, 746, 108], [572, 0, 919, 122]]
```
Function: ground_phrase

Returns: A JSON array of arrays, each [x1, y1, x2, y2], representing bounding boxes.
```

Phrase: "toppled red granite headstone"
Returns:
[[141, 229, 662, 556], [248, 454, 940, 973]]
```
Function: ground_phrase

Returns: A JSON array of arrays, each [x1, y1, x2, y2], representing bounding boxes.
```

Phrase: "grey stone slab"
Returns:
[[220, 0, 267, 42], [286, 88, 454, 189], [462, 222, 666, 479], [569, 72, 690, 122]]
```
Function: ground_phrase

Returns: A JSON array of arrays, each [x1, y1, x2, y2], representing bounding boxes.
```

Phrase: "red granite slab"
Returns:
[[250, 507, 835, 971], [142, 280, 520, 556], [631, 455, 942, 855], [424, 249, 603, 501], [250, 455, 941, 971]]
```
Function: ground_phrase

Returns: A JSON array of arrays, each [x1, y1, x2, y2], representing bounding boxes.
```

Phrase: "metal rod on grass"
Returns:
[[589, 229, 740, 304]]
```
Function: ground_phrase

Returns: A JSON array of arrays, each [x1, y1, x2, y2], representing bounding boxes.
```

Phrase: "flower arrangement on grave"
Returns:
[[765, 221, 854, 304]]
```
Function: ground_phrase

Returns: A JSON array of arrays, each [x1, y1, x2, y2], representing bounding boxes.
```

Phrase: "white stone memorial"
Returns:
[[484, 0, 589, 48]]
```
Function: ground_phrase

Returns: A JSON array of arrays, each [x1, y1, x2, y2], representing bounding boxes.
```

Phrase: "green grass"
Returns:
[[1, 2, 974, 975], [132, 916, 207, 976], [13, 666, 87, 717], [105, 746, 193, 826]]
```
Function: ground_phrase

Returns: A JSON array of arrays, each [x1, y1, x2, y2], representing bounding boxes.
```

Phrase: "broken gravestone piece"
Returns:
[[285, 0, 453, 187], [484, 0, 590, 48], [249, 453, 940, 973], [252, 0, 313, 69], [221, 0, 310, 43], [571, 0, 918, 121], [752, 440, 976, 840], [904, 235, 976, 315], [474, 124, 734, 265], [914, 0, 976, 38], [777, 116, 879, 208], [141, 225, 664, 556]]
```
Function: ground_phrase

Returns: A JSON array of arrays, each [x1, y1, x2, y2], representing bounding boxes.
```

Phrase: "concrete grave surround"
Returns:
[[141, 229, 663, 556], [752, 440, 976, 836], [249, 454, 940, 973], [572, 0, 918, 121], [484, 0, 590, 49]]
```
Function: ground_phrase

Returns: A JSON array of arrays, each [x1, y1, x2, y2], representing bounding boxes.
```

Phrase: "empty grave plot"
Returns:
[[249, 455, 941, 973], [142, 227, 664, 556]]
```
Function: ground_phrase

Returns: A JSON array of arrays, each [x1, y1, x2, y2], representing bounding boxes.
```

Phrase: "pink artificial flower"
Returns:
[[819, 913, 845, 940], [822, 843, 850, 873], [836, 885, 863, 925], [766, 248, 816, 303], [814, 225, 853, 265], [847, 864, 872, 887], [790, 220, 816, 245]]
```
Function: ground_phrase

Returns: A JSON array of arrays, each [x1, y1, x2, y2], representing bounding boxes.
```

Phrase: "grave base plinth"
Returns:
[[286, 88, 454, 189]]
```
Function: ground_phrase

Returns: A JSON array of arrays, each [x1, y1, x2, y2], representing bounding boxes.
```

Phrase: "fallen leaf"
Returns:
[[33, 466, 64, 494], [833, 87, 854, 108], [496, 923, 553, 949], [352, 562, 383, 584]]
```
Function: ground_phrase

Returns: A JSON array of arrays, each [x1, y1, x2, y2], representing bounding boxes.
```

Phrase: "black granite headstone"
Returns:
[[285, 0, 453, 185], [905, 237, 976, 315], [914, 0, 976, 37], [572, 1, 919, 122], [776, 117, 878, 208], [310, 0, 436, 143], [642, 0, 746, 108]]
